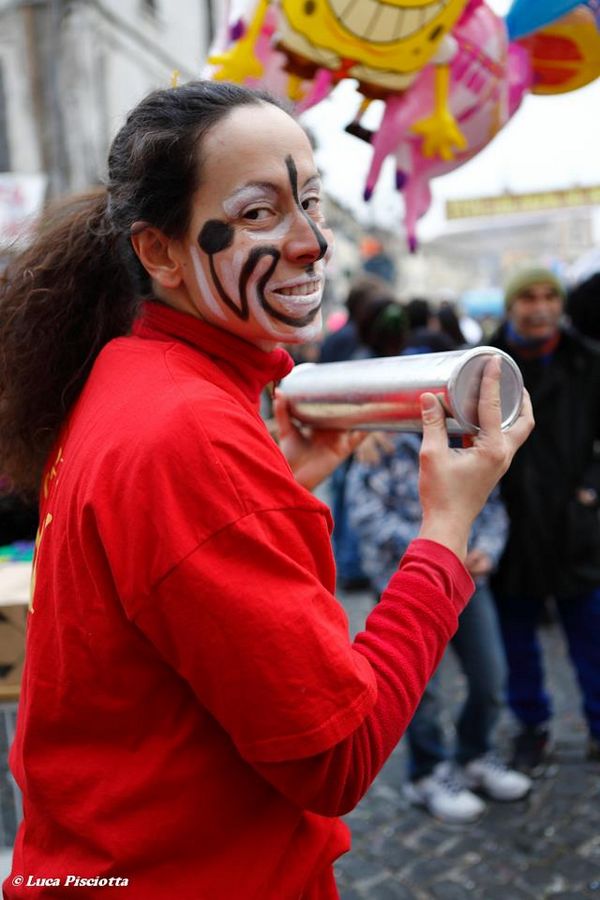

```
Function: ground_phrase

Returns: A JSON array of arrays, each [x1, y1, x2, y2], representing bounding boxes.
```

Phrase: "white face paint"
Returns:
[[242, 252, 328, 344], [223, 188, 295, 244], [189, 244, 227, 321], [175, 104, 334, 350]]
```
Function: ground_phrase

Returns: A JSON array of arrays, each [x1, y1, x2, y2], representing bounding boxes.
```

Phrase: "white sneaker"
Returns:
[[404, 761, 486, 824], [464, 753, 532, 801]]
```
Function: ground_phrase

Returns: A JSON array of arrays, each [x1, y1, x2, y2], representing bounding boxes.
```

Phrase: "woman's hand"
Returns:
[[417, 356, 534, 562], [465, 549, 493, 578], [272, 389, 366, 492], [354, 431, 396, 466]]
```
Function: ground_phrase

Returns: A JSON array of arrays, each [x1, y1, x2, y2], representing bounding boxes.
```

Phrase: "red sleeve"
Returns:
[[253, 539, 474, 816], [132, 507, 379, 763]]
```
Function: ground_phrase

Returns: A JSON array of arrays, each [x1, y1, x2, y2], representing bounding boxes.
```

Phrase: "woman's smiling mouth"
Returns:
[[263, 277, 324, 325], [272, 278, 322, 299]]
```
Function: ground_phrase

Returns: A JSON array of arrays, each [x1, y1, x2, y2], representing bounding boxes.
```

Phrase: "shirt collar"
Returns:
[[132, 300, 294, 403], [504, 320, 561, 361]]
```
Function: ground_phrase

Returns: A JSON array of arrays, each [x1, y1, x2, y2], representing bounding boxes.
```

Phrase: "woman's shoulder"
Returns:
[[92, 334, 264, 433], [70, 335, 313, 519]]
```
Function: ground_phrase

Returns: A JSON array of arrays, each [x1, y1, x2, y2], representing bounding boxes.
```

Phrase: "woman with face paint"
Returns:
[[0, 82, 533, 900]]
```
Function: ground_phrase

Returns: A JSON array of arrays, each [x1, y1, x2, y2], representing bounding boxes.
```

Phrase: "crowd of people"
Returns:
[[0, 76, 596, 898], [320, 265, 600, 827]]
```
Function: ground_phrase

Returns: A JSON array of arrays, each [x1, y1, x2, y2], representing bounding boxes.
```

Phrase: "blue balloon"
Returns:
[[587, 0, 600, 29], [505, 0, 583, 40]]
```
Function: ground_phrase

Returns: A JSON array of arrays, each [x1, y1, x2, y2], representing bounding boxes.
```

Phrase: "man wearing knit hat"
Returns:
[[489, 267, 600, 773]]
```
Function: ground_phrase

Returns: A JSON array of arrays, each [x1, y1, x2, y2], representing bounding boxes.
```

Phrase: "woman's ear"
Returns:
[[130, 225, 183, 290]]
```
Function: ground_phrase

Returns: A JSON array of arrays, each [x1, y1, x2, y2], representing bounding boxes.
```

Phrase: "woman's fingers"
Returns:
[[355, 431, 393, 465], [476, 356, 503, 437], [476, 359, 534, 453], [272, 389, 296, 441], [344, 430, 369, 454]]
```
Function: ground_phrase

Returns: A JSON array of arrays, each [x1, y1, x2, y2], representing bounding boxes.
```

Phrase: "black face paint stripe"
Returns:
[[264, 297, 322, 328], [242, 245, 322, 328], [207, 254, 249, 320], [199, 220, 234, 254], [197, 220, 248, 320], [285, 155, 328, 262], [240, 246, 279, 322]]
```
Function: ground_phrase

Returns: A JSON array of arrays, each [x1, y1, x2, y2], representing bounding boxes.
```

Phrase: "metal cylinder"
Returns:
[[278, 347, 524, 434]]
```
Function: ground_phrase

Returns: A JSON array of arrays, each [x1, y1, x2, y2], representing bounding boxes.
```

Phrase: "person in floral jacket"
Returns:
[[347, 430, 531, 824]]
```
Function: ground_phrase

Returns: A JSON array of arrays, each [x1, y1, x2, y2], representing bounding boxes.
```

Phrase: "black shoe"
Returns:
[[337, 575, 371, 593], [511, 724, 551, 775]]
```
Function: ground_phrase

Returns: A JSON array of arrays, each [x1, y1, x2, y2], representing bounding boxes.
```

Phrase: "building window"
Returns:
[[0, 64, 10, 172]]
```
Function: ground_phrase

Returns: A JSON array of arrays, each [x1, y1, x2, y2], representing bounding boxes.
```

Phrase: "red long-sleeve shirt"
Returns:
[[7, 302, 472, 900]]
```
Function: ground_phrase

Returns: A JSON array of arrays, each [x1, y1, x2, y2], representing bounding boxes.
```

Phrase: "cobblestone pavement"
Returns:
[[334, 588, 600, 900]]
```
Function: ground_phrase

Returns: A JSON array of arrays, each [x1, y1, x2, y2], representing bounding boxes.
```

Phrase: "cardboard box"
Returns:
[[0, 604, 27, 698], [0, 562, 31, 699]]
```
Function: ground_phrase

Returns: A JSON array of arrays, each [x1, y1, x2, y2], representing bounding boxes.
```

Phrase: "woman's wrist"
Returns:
[[417, 516, 470, 563]]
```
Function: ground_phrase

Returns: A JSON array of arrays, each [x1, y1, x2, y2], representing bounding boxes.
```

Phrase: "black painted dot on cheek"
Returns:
[[198, 220, 234, 255], [304, 0, 316, 13]]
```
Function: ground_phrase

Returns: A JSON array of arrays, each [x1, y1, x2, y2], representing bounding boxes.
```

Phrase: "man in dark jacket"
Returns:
[[488, 267, 600, 772]]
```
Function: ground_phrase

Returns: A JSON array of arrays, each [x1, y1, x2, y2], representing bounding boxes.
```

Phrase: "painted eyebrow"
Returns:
[[224, 173, 322, 204], [301, 174, 322, 191], [228, 181, 278, 198], [222, 184, 278, 215]]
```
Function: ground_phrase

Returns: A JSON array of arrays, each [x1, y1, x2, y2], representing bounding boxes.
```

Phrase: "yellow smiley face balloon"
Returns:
[[280, 0, 468, 77]]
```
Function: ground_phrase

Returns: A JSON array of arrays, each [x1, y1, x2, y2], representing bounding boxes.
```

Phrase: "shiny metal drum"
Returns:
[[278, 347, 524, 435]]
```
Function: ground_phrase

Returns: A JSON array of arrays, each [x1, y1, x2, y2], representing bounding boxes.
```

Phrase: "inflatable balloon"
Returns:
[[360, 1, 600, 250], [207, 0, 473, 157], [515, 6, 600, 94], [506, 0, 586, 40], [362, 0, 533, 250], [400, 43, 533, 251], [204, 0, 600, 252], [276, 0, 467, 87], [205, 1, 328, 110], [210, 0, 469, 89]]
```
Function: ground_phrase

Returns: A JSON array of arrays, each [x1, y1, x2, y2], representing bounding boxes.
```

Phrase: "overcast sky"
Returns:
[[300, 0, 600, 241]]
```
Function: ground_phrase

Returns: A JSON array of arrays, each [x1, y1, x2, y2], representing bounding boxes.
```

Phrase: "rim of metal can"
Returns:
[[448, 347, 524, 433]]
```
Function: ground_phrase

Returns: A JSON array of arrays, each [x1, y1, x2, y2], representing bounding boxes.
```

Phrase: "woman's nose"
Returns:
[[283, 210, 328, 265]]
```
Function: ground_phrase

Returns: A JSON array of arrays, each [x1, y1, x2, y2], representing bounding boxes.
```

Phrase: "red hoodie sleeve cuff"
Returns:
[[391, 538, 474, 615]]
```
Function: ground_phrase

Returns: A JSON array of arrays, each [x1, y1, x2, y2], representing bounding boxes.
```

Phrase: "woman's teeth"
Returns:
[[277, 281, 320, 296]]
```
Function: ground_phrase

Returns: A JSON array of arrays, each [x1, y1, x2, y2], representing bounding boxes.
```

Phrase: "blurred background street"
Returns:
[[1, 1, 600, 896], [334, 585, 600, 900]]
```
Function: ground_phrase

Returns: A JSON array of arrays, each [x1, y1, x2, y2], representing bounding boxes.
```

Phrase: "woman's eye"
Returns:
[[301, 196, 321, 215], [243, 207, 272, 221]]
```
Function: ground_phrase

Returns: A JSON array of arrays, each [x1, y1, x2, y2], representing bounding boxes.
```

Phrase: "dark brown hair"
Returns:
[[0, 81, 286, 492]]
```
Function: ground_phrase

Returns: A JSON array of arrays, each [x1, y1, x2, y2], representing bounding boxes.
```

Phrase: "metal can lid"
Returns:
[[449, 348, 524, 433]]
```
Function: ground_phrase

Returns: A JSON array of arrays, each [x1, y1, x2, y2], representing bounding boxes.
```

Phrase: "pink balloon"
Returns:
[[364, 0, 534, 250], [227, 5, 333, 111]]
